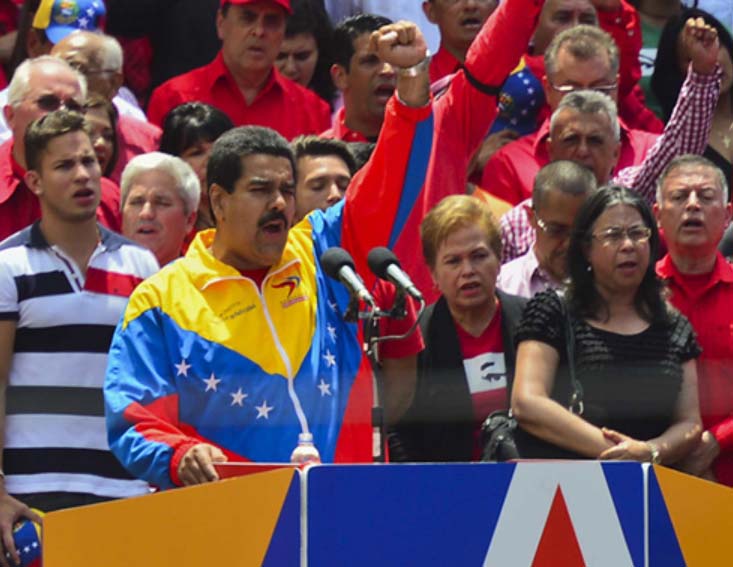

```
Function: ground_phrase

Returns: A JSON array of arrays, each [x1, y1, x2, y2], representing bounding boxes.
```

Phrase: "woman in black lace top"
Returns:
[[511, 185, 702, 464]]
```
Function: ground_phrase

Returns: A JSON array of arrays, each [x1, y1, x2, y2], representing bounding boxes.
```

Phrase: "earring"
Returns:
[[586, 265, 592, 272]]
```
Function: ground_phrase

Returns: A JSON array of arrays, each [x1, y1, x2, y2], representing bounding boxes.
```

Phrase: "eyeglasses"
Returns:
[[591, 226, 652, 246], [548, 81, 618, 95], [535, 216, 572, 239], [29, 94, 85, 114]]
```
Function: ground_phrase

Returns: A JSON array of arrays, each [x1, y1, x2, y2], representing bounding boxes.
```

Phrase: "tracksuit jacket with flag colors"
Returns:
[[104, 97, 433, 488]]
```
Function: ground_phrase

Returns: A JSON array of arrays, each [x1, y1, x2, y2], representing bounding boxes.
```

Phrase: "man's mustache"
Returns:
[[258, 210, 289, 229]]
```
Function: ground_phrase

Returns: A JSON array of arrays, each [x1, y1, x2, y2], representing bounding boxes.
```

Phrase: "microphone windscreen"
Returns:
[[320, 247, 355, 280], [367, 246, 400, 280]]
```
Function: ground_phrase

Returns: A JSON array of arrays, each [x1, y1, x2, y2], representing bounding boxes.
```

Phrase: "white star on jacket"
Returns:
[[317, 379, 332, 396], [175, 359, 191, 376], [322, 349, 336, 368], [327, 323, 337, 342], [256, 401, 274, 419], [204, 373, 221, 392], [230, 388, 247, 407]]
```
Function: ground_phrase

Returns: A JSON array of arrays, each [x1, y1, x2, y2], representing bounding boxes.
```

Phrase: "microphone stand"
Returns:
[[336, 291, 426, 464]]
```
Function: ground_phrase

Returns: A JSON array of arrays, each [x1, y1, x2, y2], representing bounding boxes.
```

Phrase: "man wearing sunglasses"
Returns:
[[481, 22, 720, 207], [0, 55, 122, 242]]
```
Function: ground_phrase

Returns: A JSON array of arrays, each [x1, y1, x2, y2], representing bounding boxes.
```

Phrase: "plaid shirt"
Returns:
[[500, 64, 722, 263]]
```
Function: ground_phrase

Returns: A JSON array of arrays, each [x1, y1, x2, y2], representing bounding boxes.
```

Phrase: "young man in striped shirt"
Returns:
[[0, 110, 158, 564]]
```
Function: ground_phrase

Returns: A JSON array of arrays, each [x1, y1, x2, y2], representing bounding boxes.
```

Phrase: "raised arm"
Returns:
[[337, 21, 434, 285], [614, 18, 722, 203]]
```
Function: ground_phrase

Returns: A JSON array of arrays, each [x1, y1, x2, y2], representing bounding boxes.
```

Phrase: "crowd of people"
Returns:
[[0, 0, 730, 561]]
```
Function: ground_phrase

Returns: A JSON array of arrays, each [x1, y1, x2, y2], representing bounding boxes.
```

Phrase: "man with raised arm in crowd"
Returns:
[[498, 18, 722, 263], [104, 21, 432, 488]]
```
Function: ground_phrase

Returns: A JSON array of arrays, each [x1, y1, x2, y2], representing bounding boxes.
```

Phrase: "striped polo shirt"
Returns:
[[0, 222, 159, 500]]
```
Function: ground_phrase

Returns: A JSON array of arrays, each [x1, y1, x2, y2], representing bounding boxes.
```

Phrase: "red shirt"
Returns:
[[109, 115, 162, 185], [480, 117, 659, 205], [657, 252, 733, 486], [454, 308, 507, 459], [146, 51, 331, 139], [429, 46, 461, 85], [320, 107, 371, 143], [0, 140, 121, 241]]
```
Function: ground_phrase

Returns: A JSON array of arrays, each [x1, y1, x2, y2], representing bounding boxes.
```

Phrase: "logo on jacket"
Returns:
[[273, 275, 301, 298], [274, 275, 307, 308]]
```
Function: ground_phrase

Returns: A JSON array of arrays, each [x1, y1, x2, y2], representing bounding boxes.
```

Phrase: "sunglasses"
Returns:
[[31, 94, 85, 114]]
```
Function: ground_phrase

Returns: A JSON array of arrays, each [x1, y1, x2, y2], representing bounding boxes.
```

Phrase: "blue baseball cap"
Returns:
[[32, 0, 106, 45]]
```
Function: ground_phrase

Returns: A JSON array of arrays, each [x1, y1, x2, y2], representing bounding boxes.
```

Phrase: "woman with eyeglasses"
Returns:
[[511, 185, 702, 466]]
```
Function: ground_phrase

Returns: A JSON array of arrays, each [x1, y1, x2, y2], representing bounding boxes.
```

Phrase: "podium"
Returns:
[[41, 462, 733, 566]]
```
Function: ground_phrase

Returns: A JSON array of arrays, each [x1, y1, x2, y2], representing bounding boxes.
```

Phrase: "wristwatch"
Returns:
[[646, 442, 661, 464]]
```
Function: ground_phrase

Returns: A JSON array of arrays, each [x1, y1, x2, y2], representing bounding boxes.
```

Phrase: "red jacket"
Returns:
[[147, 52, 331, 139], [392, 0, 545, 305]]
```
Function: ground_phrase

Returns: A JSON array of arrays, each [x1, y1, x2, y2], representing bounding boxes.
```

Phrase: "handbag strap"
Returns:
[[559, 293, 584, 415]]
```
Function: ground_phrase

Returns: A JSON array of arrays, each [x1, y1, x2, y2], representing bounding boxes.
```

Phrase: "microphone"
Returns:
[[367, 247, 424, 301], [320, 247, 375, 307]]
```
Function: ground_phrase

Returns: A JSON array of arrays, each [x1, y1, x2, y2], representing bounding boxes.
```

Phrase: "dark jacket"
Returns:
[[389, 290, 526, 462]]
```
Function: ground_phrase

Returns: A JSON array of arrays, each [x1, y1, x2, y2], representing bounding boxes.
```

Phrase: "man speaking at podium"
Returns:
[[104, 21, 432, 488]]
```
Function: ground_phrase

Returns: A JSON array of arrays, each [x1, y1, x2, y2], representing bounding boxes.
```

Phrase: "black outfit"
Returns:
[[389, 291, 527, 462], [106, 0, 221, 91], [513, 291, 701, 459]]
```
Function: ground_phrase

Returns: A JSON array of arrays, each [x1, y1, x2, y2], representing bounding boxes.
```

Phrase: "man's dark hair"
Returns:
[[331, 13, 392, 70], [25, 109, 87, 172], [291, 135, 357, 175], [207, 126, 296, 194], [532, 160, 597, 210], [160, 102, 234, 157]]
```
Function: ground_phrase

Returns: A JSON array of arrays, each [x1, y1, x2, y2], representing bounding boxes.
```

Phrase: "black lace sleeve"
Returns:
[[668, 309, 702, 362], [515, 290, 565, 353]]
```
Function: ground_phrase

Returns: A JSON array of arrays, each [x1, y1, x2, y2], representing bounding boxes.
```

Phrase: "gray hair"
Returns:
[[545, 24, 619, 79], [655, 154, 729, 204], [533, 159, 598, 210], [120, 152, 201, 215], [550, 89, 620, 141], [8, 55, 87, 106]]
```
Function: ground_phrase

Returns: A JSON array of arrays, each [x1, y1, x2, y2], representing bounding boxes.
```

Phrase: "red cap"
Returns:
[[221, 0, 292, 14]]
